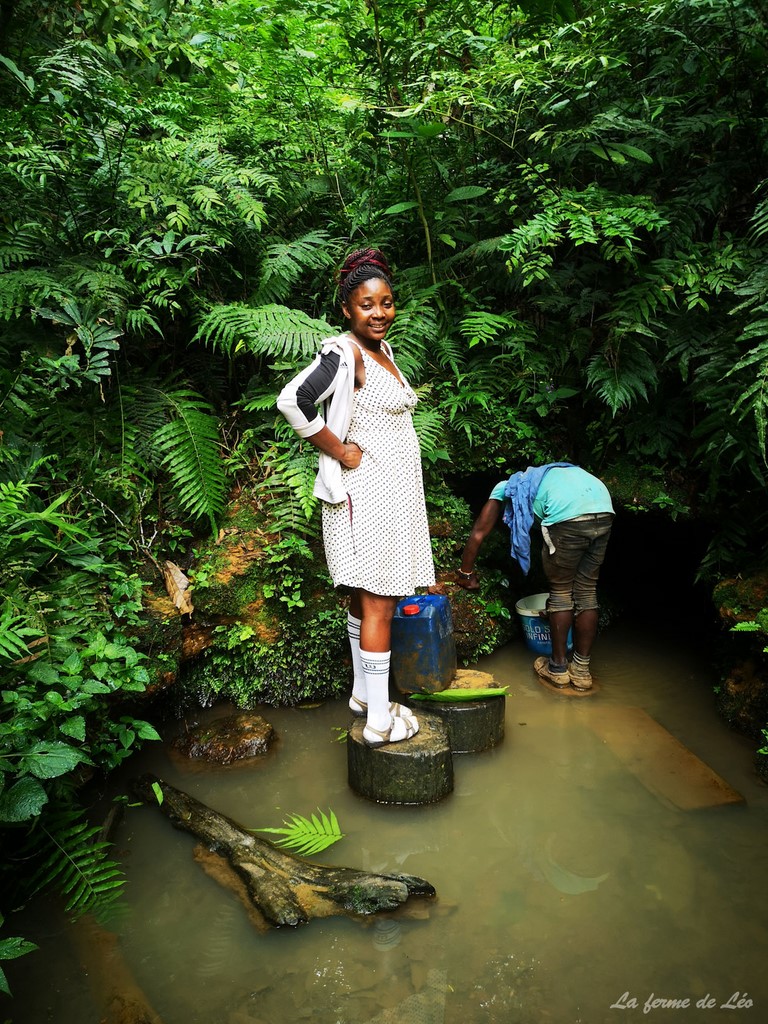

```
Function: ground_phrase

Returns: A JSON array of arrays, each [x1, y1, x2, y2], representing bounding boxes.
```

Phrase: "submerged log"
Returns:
[[133, 775, 436, 928]]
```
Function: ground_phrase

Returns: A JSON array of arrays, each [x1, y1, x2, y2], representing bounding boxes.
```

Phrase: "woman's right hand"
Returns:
[[340, 442, 363, 468]]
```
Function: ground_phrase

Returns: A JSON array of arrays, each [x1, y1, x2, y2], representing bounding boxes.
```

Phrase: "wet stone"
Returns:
[[173, 713, 274, 764]]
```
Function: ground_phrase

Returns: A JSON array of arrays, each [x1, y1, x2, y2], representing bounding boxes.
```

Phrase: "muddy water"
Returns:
[[7, 622, 768, 1024]]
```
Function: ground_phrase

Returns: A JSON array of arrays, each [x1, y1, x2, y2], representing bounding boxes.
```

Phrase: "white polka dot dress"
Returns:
[[322, 347, 435, 596]]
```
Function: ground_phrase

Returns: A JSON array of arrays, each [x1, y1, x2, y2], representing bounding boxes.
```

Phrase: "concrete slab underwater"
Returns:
[[586, 705, 745, 810]]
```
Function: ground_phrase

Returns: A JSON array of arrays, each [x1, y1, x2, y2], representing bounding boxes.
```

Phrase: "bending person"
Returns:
[[457, 464, 613, 691], [277, 248, 435, 745]]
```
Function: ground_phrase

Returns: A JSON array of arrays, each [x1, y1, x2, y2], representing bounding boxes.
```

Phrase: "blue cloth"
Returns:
[[502, 463, 574, 574]]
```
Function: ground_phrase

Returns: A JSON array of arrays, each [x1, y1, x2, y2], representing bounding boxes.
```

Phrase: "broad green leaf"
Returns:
[[27, 662, 60, 686], [60, 716, 86, 741], [62, 652, 84, 675], [23, 741, 90, 779], [445, 186, 489, 202], [382, 202, 419, 215], [0, 777, 48, 821], [0, 54, 35, 95], [134, 721, 161, 741], [0, 935, 38, 961], [415, 123, 446, 138]]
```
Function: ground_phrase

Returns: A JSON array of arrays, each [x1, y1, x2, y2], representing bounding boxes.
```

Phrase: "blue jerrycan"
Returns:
[[390, 594, 457, 694]]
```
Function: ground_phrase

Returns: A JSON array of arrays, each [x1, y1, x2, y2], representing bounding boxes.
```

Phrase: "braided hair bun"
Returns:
[[338, 248, 393, 305]]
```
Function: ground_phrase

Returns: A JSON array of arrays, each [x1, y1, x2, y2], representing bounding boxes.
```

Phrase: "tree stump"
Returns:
[[409, 668, 506, 753], [347, 714, 453, 805]]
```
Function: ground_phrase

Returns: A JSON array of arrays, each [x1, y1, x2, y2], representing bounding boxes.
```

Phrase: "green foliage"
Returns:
[[258, 429, 321, 538], [150, 387, 228, 535], [0, 912, 37, 997], [25, 810, 125, 919], [184, 607, 348, 709], [0, 459, 160, 923], [425, 485, 474, 572], [260, 535, 314, 611], [194, 304, 335, 361], [731, 616, 768, 655], [2, 0, 768, 933], [253, 808, 344, 856]]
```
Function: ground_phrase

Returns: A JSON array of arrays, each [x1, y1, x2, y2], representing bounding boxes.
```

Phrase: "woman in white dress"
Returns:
[[277, 249, 435, 746]]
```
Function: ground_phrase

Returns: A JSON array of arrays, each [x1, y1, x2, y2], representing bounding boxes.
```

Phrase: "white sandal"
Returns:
[[363, 711, 419, 748], [349, 694, 368, 716]]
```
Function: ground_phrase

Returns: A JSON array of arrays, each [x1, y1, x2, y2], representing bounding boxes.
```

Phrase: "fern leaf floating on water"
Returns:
[[253, 808, 344, 856]]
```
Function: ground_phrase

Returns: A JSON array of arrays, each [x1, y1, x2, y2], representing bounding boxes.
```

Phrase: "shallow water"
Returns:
[[7, 621, 768, 1024]]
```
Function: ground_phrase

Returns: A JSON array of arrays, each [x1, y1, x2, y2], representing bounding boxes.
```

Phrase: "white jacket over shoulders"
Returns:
[[276, 334, 357, 504]]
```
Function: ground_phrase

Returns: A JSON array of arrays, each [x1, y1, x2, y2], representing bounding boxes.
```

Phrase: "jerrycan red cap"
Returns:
[[402, 603, 421, 615]]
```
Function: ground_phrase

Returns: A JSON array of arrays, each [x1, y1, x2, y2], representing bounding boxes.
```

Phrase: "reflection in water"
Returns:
[[7, 622, 768, 1023]]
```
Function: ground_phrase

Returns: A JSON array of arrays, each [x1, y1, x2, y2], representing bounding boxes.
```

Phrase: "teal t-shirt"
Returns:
[[489, 479, 507, 502], [532, 466, 613, 525], [489, 466, 613, 524]]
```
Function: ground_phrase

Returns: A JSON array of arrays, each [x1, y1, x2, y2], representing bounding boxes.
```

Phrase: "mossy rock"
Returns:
[[714, 658, 768, 741], [710, 569, 768, 748], [442, 579, 517, 664], [713, 571, 768, 626], [190, 497, 278, 620], [172, 712, 275, 764], [179, 495, 349, 708], [126, 583, 183, 697], [601, 463, 693, 516]]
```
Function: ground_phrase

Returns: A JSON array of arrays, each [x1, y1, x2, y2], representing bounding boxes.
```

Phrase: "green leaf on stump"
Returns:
[[410, 687, 508, 702]]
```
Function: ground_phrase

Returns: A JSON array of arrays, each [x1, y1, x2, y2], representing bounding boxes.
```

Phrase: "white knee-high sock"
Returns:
[[347, 613, 367, 709], [360, 649, 391, 730]]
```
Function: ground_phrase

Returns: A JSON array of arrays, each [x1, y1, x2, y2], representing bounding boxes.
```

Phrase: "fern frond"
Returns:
[[0, 221, 45, 271], [253, 808, 344, 856], [749, 189, 768, 243], [729, 325, 768, 460], [459, 310, 520, 348], [37, 40, 113, 99], [586, 339, 659, 414], [259, 434, 319, 536], [384, 296, 440, 380], [0, 270, 69, 321], [0, 599, 41, 662], [149, 388, 228, 535], [411, 389, 449, 462], [194, 303, 334, 361], [35, 299, 123, 381], [253, 230, 335, 305], [28, 810, 125, 921]]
